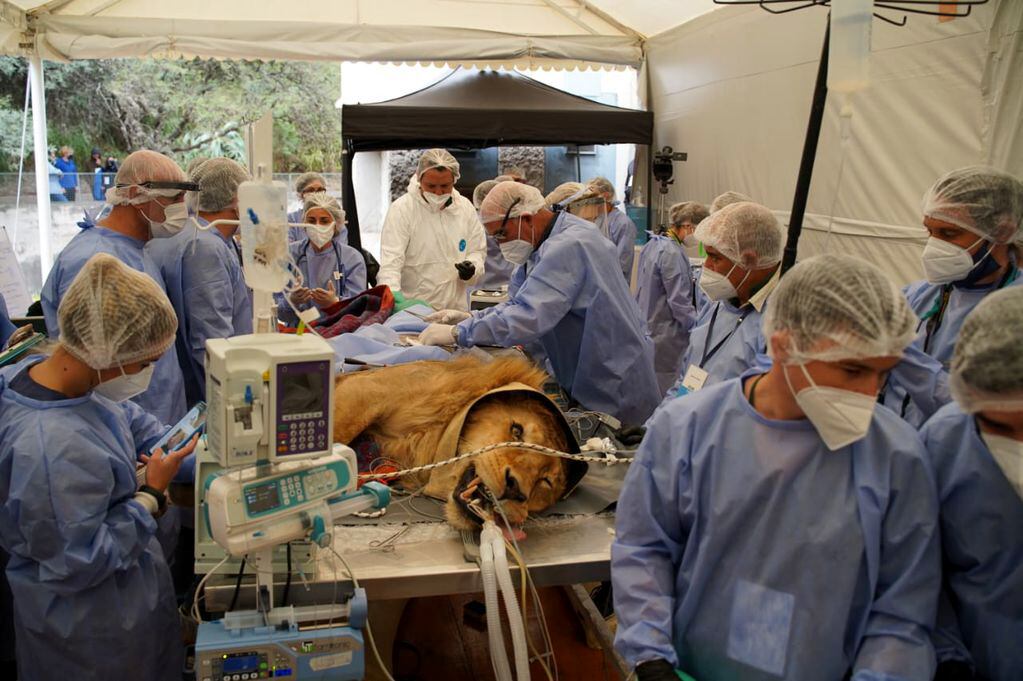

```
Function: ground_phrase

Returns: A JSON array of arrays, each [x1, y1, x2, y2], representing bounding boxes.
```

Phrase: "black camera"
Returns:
[[652, 146, 688, 193]]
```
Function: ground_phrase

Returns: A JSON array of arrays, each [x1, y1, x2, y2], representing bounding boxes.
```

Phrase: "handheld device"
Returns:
[[152, 401, 207, 454]]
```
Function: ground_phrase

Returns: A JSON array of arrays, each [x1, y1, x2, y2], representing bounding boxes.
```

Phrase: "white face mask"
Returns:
[[682, 234, 698, 249], [980, 431, 1023, 500], [422, 191, 452, 210], [699, 263, 747, 302], [500, 240, 533, 265], [785, 363, 876, 451], [141, 201, 189, 239], [94, 364, 154, 402], [921, 236, 986, 284], [307, 223, 335, 248]]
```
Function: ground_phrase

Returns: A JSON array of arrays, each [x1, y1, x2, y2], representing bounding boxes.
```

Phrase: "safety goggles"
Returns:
[[493, 197, 523, 240]]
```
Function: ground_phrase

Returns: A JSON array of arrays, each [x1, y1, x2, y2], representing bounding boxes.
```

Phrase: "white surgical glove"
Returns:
[[425, 309, 471, 324], [419, 323, 457, 346]]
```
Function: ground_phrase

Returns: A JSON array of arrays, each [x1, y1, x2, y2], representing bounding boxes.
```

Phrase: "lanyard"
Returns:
[[298, 242, 344, 284], [919, 265, 1017, 353], [700, 302, 751, 367]]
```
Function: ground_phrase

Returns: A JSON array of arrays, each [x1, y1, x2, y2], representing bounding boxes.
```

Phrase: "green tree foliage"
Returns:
[[0, 56, 342, 172]]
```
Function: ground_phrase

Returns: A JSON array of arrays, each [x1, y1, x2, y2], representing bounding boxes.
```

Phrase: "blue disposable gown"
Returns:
[[148, 224, 253, 404], [613, 377, 940, 680], [665, 298, 768, 397], [0, 357, 183, 681], [40, 220, 187, 425], [884, 272, 1020, 426], [0, 293, 15, 347], [287, 207, 305, 243], [456, 212, 659, 425], [635, 234, 697, 393], [275, 235, 367, 328], [920, 403, 1023, 681], [472, 232, 517, 291], [606, 208, 637, 281]]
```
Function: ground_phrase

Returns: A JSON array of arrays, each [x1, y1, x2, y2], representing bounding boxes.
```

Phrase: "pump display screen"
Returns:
[[222, 653, 259, 673], [280, 371, 324, 416], [245, 481, 281, 515]]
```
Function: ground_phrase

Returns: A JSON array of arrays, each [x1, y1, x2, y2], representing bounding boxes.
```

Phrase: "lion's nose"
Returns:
[[502, 468, 527, 502]]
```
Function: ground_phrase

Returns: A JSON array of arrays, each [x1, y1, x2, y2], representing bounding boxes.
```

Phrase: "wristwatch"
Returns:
[[139, 484, 167, 514]]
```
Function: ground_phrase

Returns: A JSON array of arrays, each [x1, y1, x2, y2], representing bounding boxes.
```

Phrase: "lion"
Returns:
[[332, 355, 586, 538]]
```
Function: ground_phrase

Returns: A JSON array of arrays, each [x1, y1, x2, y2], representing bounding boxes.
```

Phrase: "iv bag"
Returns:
[[828, 0, 872, 94], [238, 180, 291, 293]]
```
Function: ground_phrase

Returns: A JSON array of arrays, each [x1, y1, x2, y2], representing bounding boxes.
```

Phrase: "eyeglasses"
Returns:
[[493, 197, 523, 240], [117, 180, 201, 192]]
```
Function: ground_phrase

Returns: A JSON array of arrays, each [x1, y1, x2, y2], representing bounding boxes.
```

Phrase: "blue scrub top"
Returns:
[[613, 376, 940, 680], [473, 232, 517, 291], [275, 234, 368, 328], [607, 208, 637, 281], [920, 403, 1023, 681], [40, 219, 187, 425], [457, 211, 659, 425]]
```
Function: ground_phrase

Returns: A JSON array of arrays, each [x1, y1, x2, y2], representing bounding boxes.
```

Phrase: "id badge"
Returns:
[[681, 364, 709, 393], [333, 270, 343, 282]]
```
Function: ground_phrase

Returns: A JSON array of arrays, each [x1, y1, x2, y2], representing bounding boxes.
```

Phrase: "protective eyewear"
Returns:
[[117, 180, 201, 192], [494, 197, 523, 240]]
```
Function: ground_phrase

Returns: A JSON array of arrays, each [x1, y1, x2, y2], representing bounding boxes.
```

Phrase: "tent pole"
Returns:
[[341, 143, 362, 252], [781, 18, 830, 274], [28, 51, 53, 280]]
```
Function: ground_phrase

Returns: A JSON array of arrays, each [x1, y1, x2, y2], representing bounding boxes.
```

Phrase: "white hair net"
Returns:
[[694, 201, 784, 269], [670, 201, 710, 227], [473, 179, 500, 209], [949, 287, 1023, 413], [922, 166, 1023, 244], [763, 254, 916, 364], [545, 182, 584, 208], [710, 190, 753, 213], [105, 150, 188, 206], [58, 253, 178, 370], [191, 157, 250, 212], [416, 149, 460, 182], [479, 182, 547, 223], [588, 176, 616, 202], [295, 172, 327, 194], [302, 192, 345, 226]]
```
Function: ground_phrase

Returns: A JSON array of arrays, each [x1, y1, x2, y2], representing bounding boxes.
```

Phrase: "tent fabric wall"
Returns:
[[645, 0, 1022, 287]]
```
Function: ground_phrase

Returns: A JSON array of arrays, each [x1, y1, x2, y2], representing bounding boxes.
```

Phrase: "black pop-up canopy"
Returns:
[[340, 68, 653, 249]]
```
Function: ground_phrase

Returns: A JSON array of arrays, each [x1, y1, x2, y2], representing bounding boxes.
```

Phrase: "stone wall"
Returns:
[[498, 146, 545, 189]]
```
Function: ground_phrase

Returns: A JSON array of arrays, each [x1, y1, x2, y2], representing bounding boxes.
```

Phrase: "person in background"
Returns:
[[277, 193, 367, 327], [378, 149, 486, 311], [288, 172, 329, 242], [88, 148, 106, 201], [47, 149, 66, 202], [0, 254, 195, 681], [635, 201, 707, 393], [670, 200, 710, 313], [710, 189, 752, 213], [103, 155, 119, 173], [54, 146, 78, 202], [86, 147, 103, 173], [613, 254, 939, 681], [419, 182, 660, 426], [884, 166, 1023, 426], [589, 176, 637, 282], [544, 182, 584, 209], [665, 202, 783, 397], [920, 287, 1023, 681], [471, 179, 517, 291], [498, 166, 528, 184], [40, 149, 191, 426], [148, 157, 253, 405]]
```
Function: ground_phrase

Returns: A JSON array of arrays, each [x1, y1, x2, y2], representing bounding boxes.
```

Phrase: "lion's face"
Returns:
[[441, 397, 571, 537]]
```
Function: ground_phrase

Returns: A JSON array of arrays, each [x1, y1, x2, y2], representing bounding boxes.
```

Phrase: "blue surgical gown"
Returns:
[[456, 211, 659, 425], [148, 224, 253, 404], [884, 272, 1020, 426], [613, 377, 940, 681], [635, 234, 697, 394], [0, 293, 15, 348], [0, 357, 183, 681], [275, 235, 367, 328], [920, 403, 1023, 681], [665, 299, 768, 397], [607, 208, 637, 281], [473, 232, 517, 291], [40, 219, 187, 425]]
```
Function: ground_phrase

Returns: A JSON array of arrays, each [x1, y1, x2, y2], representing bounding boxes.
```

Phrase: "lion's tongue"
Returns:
[[497, 517, 527, 542]]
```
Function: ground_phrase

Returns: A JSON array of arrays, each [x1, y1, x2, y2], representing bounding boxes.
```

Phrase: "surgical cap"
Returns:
[[473, 180, 500, 209], [922, 166, 1023, 244], [295, 172, 327, 194], [545, 182, 584, 209], [58, 253, 178, 370], [417, 149, 460, 183], [186, 156, 210, 175], [588, 177, 616, 202], [479, 182, 547, 223], [192, 157, 250, 213], [302, 192, 345, 226], [694, 201, 784, 269], [949, 287, 1023, 412], [106, 150, 187, 206], [710, 190, 752, 213], [763, 254, 916, 364], [670, 201, 710, 227]]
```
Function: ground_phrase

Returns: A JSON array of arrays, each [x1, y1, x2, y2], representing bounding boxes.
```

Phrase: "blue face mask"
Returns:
[[958, 241, 1004, 288]]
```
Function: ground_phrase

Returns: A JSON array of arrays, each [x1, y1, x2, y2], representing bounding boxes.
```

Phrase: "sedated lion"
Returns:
[[333, 355, 585, 538]]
